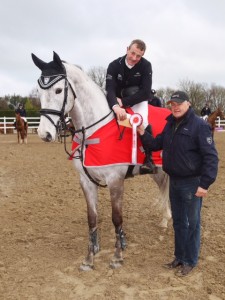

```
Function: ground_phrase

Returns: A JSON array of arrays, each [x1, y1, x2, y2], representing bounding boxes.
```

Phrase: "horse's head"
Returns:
[[31, 51, 76, 142]]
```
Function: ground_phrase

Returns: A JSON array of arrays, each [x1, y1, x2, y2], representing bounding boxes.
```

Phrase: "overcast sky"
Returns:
[[0, 0, 224, 97]]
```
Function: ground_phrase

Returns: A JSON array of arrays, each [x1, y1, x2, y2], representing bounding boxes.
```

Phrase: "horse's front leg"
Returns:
[[79, 178, 99, 271], [109, 180, 126, 268]]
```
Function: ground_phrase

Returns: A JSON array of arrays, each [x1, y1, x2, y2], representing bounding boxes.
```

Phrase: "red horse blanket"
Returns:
[[70, 105, 171, 167]]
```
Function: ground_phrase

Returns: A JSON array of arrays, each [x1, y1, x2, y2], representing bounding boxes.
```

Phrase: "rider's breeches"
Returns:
[[21, 117, 27, 122]]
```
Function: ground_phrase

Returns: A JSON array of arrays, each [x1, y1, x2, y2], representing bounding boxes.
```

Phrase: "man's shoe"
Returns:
[[176, 265, 194, 277], [163, 259, 183, 269]]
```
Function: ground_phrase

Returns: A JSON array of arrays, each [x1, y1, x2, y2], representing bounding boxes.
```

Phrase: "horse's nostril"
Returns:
[[43, 132, 52, 142], [46, 132, 52, 141]]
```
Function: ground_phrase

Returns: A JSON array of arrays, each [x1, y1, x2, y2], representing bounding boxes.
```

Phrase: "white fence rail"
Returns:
[[0, 116, 40, 134], [216, 118, 225, 130], [1, 116, 225, 135]]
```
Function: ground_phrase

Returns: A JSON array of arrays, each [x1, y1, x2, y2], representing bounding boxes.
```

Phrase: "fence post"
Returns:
[[3, 116, 6, 134], [217, 117, 220, 128]]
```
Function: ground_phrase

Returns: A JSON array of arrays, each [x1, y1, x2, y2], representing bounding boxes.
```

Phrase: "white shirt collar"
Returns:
[[125, 58, 134, 69]]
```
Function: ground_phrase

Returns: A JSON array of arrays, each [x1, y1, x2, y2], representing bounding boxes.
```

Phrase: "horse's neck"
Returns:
[[67, 65, 113, 137], [16, 115, 22, 126], [208, 111, 218, 122]]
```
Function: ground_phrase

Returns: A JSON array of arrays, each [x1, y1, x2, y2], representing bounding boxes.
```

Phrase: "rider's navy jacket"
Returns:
[[15, 108, 26, 117], [140, 107, 218, 189], [106, 55, 152, 109]]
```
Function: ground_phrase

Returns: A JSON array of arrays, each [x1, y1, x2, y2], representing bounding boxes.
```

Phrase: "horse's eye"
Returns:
[[55, 88, 62, 94]]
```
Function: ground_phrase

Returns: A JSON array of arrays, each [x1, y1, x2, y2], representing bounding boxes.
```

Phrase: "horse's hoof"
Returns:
[[109, 256, 123, 269], [109, 261, 123, 269], [79, 264, 94, 271]]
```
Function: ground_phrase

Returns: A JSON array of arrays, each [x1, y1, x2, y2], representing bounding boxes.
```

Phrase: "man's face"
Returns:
[[126, 44, 145, 66], [170, 101, 190, 118]]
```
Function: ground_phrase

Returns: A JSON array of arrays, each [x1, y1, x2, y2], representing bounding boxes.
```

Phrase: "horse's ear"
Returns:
[[53, 51, 63, 67], [31, 53, 47, 71]]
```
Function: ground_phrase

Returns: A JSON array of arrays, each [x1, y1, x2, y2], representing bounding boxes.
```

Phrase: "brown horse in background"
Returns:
[[207, 107, 225, 137], [15, 113, 28, 144]]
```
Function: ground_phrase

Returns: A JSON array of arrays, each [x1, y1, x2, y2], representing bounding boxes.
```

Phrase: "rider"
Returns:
[[148, 89, 162, 107], [105, 39, 155, 174], [201, 103, 211, 119], [14, 103, 27, 129]]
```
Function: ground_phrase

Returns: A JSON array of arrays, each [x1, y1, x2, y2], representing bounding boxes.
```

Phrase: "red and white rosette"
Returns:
[[129, 113, 143, 164]]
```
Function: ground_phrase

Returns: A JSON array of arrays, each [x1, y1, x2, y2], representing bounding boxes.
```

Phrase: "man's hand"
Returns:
[[195, 187, 208, 197], [137, 124, 145, 135], [113, 99, 127, 121], [113, 106, 127, 121]]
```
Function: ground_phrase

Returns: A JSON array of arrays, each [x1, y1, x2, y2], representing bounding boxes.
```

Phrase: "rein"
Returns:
[[61, 111, 113, 188]]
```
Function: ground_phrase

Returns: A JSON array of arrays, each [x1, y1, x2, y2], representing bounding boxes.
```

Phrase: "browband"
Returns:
[[38, 74, 65, 89]]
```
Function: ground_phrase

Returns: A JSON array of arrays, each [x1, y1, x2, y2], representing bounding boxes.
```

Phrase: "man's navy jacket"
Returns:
[[140, 107, 218, 189]]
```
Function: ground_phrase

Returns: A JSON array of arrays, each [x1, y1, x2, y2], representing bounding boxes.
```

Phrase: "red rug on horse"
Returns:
[[71, 105, 171, 167]]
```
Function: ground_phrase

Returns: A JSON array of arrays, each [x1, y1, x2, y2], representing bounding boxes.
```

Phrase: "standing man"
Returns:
[[105, 39, 154, 173], [137, 91, 218, 276]]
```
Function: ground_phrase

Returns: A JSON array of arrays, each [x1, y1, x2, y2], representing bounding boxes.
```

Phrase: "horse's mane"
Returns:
[[62, 60, 83, 71], [62, 60, 112, 136]]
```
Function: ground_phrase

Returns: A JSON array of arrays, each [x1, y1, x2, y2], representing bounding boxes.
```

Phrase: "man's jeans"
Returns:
[[169, 177, 202, 266]]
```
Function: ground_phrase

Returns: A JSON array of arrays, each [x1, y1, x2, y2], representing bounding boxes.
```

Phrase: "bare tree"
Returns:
[[87, 66, 106, 93], [0, 98, 8, 109], [29, 86, 39, 99], [29, 87, 41, 109], [208, 84, 225, 111], [154, 87, 175, 107], [178, 79, 207, 114]]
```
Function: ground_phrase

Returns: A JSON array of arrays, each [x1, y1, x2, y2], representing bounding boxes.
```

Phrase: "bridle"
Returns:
[[39, 75, 76, 135], [39, 72, 112, 137], [38, 69, 113, 188]]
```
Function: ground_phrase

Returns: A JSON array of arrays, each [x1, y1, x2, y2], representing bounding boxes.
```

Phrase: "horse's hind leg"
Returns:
[[79, 178, 99, 271], [151, 168, 171, 228], [108, 180, 126, 269]]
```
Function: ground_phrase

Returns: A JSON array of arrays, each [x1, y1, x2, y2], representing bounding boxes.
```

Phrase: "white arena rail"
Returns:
[[0, 116, 225, 134], [0, 116, 40, 134], [215, 117, 225, 132]]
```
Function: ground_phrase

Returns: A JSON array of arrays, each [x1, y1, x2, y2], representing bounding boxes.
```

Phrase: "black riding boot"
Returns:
[[140, 125, 156, 175], [140, 151, 156, 174]]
